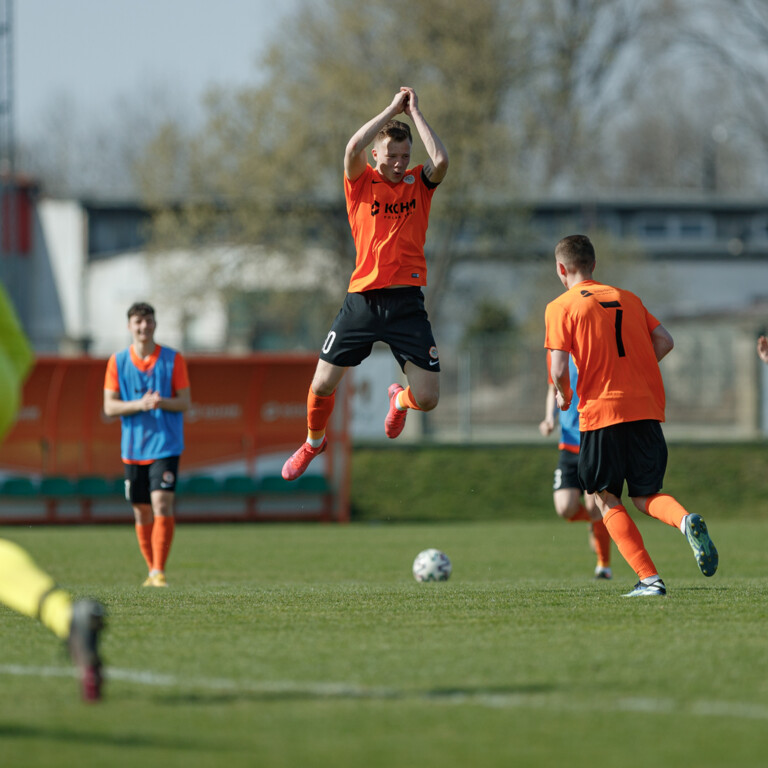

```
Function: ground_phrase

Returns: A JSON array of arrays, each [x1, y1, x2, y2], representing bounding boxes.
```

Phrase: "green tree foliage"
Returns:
[[135, 0, 683, 342], [136, 0, 526, 329], [464, 299, 516, 342]]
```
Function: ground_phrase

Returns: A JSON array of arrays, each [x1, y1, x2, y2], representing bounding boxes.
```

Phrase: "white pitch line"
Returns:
[[0, 664, 77, 679], [2, 664, 768, 721]]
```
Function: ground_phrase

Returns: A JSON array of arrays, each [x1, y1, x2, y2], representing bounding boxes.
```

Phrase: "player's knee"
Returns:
[[311, 360, 346, 398], [415, 390, 439, 412], [151, 495, 175, 517], [132, 505, 153, 525], [554, 495, 581, 520], [554, 504, 578, 520], [310, 375, 336, 397]]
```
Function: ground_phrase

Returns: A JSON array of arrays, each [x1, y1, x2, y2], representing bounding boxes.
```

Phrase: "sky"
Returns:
[[13, 0, 299, 141]]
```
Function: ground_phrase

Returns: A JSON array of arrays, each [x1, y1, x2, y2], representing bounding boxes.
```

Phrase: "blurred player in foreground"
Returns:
[[104, 303, 190, 587], [758, 334, 768, 364], [544, 234, 718, 597], [282, 86, 449, 481], [0, 285, 104, 700], [539, 353, 612, 579]]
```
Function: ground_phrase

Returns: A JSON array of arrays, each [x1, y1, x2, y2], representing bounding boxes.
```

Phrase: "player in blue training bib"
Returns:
[[104, 302, 191, 588]]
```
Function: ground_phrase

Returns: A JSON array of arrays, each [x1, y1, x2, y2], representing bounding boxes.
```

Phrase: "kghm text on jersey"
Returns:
[[371, 199, 417, 217]]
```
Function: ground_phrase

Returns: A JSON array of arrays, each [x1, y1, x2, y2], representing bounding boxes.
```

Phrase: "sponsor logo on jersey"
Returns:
[[404, 175, 415, 184], [371, 199, 417, 218]]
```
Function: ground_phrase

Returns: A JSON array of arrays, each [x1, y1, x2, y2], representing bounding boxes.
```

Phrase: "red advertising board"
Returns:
[[0, 355, 351, 523]]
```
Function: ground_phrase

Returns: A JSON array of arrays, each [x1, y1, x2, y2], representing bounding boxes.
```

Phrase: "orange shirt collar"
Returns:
[[129, 344, 162, 372]]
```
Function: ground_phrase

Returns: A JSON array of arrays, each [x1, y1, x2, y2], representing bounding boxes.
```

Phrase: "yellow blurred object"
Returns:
[[0, 284, 33, 440]]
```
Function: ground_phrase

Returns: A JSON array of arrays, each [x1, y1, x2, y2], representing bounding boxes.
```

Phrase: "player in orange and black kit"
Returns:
[[282, 87, 449, 480], [544, 234, 718, 597]]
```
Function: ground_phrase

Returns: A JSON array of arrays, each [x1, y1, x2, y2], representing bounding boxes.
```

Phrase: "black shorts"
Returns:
[[319, 287, 440, 373], [553, 450, 581, 491], [578, 420, 667, 498], [124, 456, 180, 504]]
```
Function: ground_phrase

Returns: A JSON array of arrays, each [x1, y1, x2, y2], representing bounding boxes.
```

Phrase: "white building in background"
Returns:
[[17, 196, 344, 355], [10, 192, 768, 353], [4, 191, 768, 437]]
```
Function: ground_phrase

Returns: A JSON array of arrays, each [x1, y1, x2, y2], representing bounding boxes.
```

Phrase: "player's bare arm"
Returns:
[[103, 388, 162, 417], [651, 324, 674, 362], [758, 335, 768, 364], [539, 383, 557, 436], [157, 387, 191, 413], [402, 87, 449, 184], [549, 349, 572, 411], [344, 90, 409, 181]]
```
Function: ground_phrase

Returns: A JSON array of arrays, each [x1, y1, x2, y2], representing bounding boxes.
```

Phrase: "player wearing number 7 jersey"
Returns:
[[544, 234, 718, 597]]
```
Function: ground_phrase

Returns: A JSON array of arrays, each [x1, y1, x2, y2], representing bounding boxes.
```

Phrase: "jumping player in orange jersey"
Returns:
[[282, 86, 449, 481], [544, 234, 718, 597], [104, 303, 190, 587]]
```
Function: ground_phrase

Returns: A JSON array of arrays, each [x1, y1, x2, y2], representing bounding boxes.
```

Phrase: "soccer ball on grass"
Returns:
[[412, 548, 452, 582]]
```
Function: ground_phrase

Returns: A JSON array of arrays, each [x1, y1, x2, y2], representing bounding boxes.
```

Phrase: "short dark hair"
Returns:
[[555, 235, 596, 272], [376, 119, 412, 145], [127, 302, 155, 320]]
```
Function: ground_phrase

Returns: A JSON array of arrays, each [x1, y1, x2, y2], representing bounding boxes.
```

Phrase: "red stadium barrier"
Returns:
[[0, 355, 351, 524]]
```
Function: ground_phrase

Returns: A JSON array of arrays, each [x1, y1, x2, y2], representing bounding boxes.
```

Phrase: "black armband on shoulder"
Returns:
[[421, 167, 440, 189]]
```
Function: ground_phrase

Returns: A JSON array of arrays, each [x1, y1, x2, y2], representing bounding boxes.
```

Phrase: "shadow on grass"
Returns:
[[0, 722, 211, 751], [152, 682, 555, 706]]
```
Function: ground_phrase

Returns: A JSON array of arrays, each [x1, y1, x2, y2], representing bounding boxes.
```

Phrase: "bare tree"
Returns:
[[512, 0, 688, 192], [138, 0, 524, 330], [668, 0, 768, 191], [599, 62, 754, 192], [137, 0, 765, 347]]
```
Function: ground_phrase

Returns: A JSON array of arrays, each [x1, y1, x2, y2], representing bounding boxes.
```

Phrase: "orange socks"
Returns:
[[566, 506, 611, 567], [136, 517, 176, 574], [603, 504, 657, 580], [591, 518, 612, 569], [645, 493, 688, 529], [567, 506, 592, 523], [398, 386, 423, 411], [307, 389, 335, 440], [135, 522, 154, 570], [151, 516, 175, 572]]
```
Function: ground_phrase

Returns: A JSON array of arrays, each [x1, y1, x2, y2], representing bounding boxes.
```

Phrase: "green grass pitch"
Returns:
[[1, 518, 767, 768]]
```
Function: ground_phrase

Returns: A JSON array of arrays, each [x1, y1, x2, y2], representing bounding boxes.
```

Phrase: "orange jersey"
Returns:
[[344, 164, 438, 292], [544, 280, 665, 431]]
